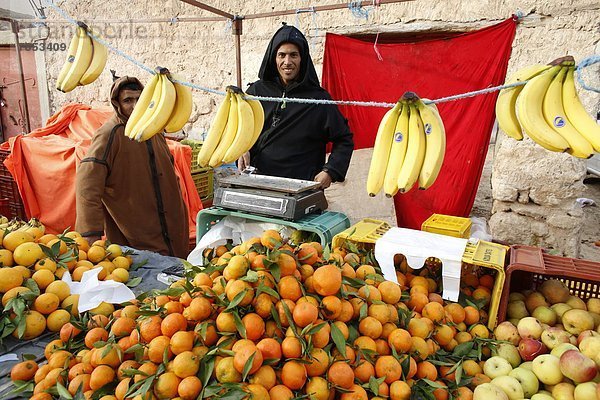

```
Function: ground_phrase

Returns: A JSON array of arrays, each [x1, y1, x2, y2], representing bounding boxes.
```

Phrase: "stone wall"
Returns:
[[38, 0, 599, 254]]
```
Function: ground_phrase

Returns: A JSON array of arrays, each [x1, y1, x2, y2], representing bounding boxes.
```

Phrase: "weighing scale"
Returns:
[[213, 174, 328, 220]]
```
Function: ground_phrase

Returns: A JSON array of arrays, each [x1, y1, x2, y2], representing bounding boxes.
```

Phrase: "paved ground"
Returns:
[[472, 144, 600, 261]]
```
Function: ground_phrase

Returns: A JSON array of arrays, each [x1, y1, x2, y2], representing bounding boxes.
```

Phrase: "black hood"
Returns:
[[257, 24, 321, 89]]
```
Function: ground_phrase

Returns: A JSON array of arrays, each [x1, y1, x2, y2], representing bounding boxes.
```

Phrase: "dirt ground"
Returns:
[[471, 144, 600, 262]]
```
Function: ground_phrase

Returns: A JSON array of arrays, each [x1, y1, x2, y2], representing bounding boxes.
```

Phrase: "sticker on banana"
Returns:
[[383, 101, 409, 197], [542, 66, 593, 159]]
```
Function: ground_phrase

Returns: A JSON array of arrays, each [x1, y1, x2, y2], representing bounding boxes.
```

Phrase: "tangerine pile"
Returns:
[[10, 229, 497, 400], [0, 219, 134, 341]]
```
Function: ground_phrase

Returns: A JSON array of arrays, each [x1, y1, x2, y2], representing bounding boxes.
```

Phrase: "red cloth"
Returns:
[[322, 19, 516, 229], [2, 104, 202, 238]]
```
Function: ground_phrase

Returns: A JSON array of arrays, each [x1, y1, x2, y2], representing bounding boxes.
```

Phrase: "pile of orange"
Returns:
[[0, 220, 134, 341], [10, 229, 496, 400]]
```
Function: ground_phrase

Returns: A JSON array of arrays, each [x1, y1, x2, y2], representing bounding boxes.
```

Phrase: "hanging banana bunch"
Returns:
[[367, 92, 446, 196], [197, 86, 265, 168], [495, 55, 599, 157], [124, 68, 193, 142], [56, 22, 108, 92]]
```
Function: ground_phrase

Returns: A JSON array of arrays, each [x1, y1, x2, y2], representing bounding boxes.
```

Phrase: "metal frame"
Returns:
[[0, 17, 31, 134]]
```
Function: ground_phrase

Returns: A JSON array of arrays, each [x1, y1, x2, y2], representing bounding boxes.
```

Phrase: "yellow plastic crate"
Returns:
[[462, 240, 508, 329], [421, 214, 472, 238], [331, 218, 391, 249], [332, 218, 507, 328]]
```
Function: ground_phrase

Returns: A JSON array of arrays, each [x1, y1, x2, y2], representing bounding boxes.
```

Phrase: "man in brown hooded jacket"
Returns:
[[75, 76, 189, 258]]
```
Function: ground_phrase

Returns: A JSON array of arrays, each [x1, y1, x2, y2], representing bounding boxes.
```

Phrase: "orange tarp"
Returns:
[[1, 103, 202, 239]]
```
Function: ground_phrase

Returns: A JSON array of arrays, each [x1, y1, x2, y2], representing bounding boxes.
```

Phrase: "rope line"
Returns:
[[44, 0, 600, 109], [576, 55, 600, 93]]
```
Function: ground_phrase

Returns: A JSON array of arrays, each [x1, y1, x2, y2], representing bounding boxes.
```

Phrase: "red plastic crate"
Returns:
[[497, 245, 600, 322]]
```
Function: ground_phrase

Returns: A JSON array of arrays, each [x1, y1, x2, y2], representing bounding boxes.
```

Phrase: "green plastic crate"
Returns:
[[196, 207, 350, 247]]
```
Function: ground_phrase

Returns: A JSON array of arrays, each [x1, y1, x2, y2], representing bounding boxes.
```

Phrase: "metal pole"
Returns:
[[233, 18, 243, 88], [9, 20, 31, 134], [179, 0, 234, 19]]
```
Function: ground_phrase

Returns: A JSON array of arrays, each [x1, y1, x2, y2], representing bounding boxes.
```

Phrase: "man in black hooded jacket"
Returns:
[[238, 24, 354, 189]]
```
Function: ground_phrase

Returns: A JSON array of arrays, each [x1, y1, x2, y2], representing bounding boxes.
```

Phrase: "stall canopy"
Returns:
[[1, 104, 202, 238], [323, 18, 517, 229]]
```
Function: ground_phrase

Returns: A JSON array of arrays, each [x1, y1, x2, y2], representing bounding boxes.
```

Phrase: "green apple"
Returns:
[[491, 376, 525, 400], [532, 354, 563, 385], [510, 367, 540, 398], [551, 382, 575, 400], [562, 309, 595, 335], [473, 383, 510, 400], [484, 356, 514, 379], [573, 382, 598, 400], [551, 343, 579, 358]]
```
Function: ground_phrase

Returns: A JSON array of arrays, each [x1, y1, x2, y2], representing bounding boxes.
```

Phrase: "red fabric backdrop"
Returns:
[[322, 19, 517, 229]]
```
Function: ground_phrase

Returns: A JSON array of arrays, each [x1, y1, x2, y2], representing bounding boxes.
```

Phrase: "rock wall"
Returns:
[[38, 0, 599, 254]]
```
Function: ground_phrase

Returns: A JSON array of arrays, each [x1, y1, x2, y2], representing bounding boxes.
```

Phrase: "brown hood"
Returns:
[[110, 76, 144, 124]]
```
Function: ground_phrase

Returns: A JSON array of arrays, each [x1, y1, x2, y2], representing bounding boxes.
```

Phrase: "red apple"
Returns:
[[518, 338, 548, 361], [576, 329, 600, 346], [559, 350, 597, 383]]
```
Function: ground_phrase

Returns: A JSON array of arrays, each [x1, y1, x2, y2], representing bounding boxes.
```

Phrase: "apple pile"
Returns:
[[476, 279, 600, 400]]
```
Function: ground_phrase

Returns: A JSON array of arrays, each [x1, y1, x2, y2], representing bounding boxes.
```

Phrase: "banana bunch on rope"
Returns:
[[367, 92, 446, 197], [56, 22, 108, 92], [197, 87, 265, 168], [496, 56, 600, 158], [124, 68, 193, 142]]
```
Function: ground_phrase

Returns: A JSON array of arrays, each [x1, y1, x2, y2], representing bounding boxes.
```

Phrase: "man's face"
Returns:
[[118, 89, 142, 118], [276, 43, 301, 86]]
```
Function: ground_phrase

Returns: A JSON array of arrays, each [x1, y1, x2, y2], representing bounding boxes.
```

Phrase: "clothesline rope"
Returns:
[[44, 0, 600, 109]]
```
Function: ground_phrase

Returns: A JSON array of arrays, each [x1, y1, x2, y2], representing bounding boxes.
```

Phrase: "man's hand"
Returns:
[[314, 171, 332, 189], [238, 152, 250, 172], [84, 235, 102, 247]]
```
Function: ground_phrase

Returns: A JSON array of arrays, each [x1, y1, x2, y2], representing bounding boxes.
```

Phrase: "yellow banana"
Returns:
[[383, 101, 409, 197], [124, 73, 160, 138], [222, 93, 255, 164], [56, 26, 80, 91], [135, 73, 177, 142], [209, 94, 238, 168], [495, 64, 551, 140], [516, 66, 570, 152], [563, 67, 600, 153], [417, 100, 446, 190], [197, 91, 231, 167], [366, 102, 402, 196], [542, 67, 593, 159], [79, 29, 108, 86], [397, 104, 426, 194], [59, 26, 93, 92], [130, 74, 164, 140], [164, 74, 193, 133], [245, 97, 265, 153]]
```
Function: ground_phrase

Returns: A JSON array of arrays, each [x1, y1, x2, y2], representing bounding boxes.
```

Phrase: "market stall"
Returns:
[[0, 1, 599, 399]]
